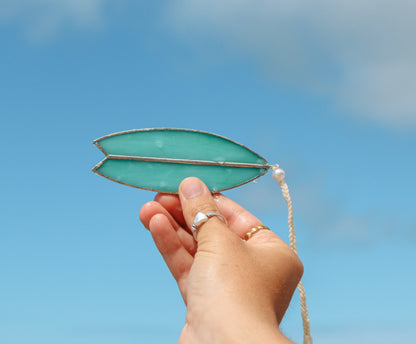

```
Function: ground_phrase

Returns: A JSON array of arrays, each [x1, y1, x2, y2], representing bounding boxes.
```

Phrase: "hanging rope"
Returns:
[[272, 165, 313, 344]]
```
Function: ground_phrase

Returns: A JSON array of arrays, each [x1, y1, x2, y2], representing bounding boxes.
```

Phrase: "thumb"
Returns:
[[178, 177, 228, 244]]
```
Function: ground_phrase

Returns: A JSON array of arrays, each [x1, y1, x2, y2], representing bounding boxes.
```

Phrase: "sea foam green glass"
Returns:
[[93, 129, 269, 193]]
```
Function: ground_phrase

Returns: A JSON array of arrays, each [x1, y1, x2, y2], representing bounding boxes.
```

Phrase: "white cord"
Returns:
[[272, 165, 313, 344]]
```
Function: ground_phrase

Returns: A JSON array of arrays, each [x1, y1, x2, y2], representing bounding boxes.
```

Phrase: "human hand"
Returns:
[[139, 177, 303, 344]]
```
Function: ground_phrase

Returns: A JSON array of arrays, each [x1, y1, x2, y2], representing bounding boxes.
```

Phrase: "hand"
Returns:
[[139, 177, 303, 344]]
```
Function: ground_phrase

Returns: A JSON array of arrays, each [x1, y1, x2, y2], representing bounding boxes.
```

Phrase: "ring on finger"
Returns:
[[191, 211, 227, 241], [244, 225, 270, 241]]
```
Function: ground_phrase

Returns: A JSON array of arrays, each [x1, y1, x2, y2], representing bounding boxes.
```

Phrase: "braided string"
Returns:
[[272, 165, 313, 344]]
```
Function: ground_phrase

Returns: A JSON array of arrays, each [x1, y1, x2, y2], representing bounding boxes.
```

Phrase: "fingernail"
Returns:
[[181, 177, 204, 199]]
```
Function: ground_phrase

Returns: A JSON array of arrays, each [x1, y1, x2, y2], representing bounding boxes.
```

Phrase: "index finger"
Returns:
[[213, 193, 264, 238]]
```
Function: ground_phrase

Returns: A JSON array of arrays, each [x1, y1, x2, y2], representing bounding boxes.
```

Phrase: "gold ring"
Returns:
[[243, 225, 270, 241]]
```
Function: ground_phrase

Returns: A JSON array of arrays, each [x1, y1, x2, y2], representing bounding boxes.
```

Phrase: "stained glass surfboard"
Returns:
[[92, 127, 312, 343], [92, 128, 271, 193]]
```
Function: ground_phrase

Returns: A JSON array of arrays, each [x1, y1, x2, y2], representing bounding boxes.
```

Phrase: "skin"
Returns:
[[139, 177, 303, 344]]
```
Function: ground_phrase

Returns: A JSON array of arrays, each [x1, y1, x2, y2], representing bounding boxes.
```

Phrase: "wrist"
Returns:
[[181, 305, 293, 344]]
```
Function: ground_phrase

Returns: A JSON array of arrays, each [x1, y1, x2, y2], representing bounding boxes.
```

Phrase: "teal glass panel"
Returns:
[[93, 129, 270, 193], [96, 159, 268, 193], [96, 129, 267, 165]]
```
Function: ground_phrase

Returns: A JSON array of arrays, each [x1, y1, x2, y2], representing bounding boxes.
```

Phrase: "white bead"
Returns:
[[272, 167, 286, 182]]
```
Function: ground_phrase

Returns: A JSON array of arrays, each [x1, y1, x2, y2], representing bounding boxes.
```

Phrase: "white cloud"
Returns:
[[167, 0, 416, 128], [0, 0, 106, 41]]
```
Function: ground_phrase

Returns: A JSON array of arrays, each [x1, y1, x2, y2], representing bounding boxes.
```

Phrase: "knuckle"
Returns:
[[187, 198, 219, 218], [286, 248, 304, 279]]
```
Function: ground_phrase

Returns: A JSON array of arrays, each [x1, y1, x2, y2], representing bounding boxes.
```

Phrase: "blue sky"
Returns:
[[1, 1, 415, 343]]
